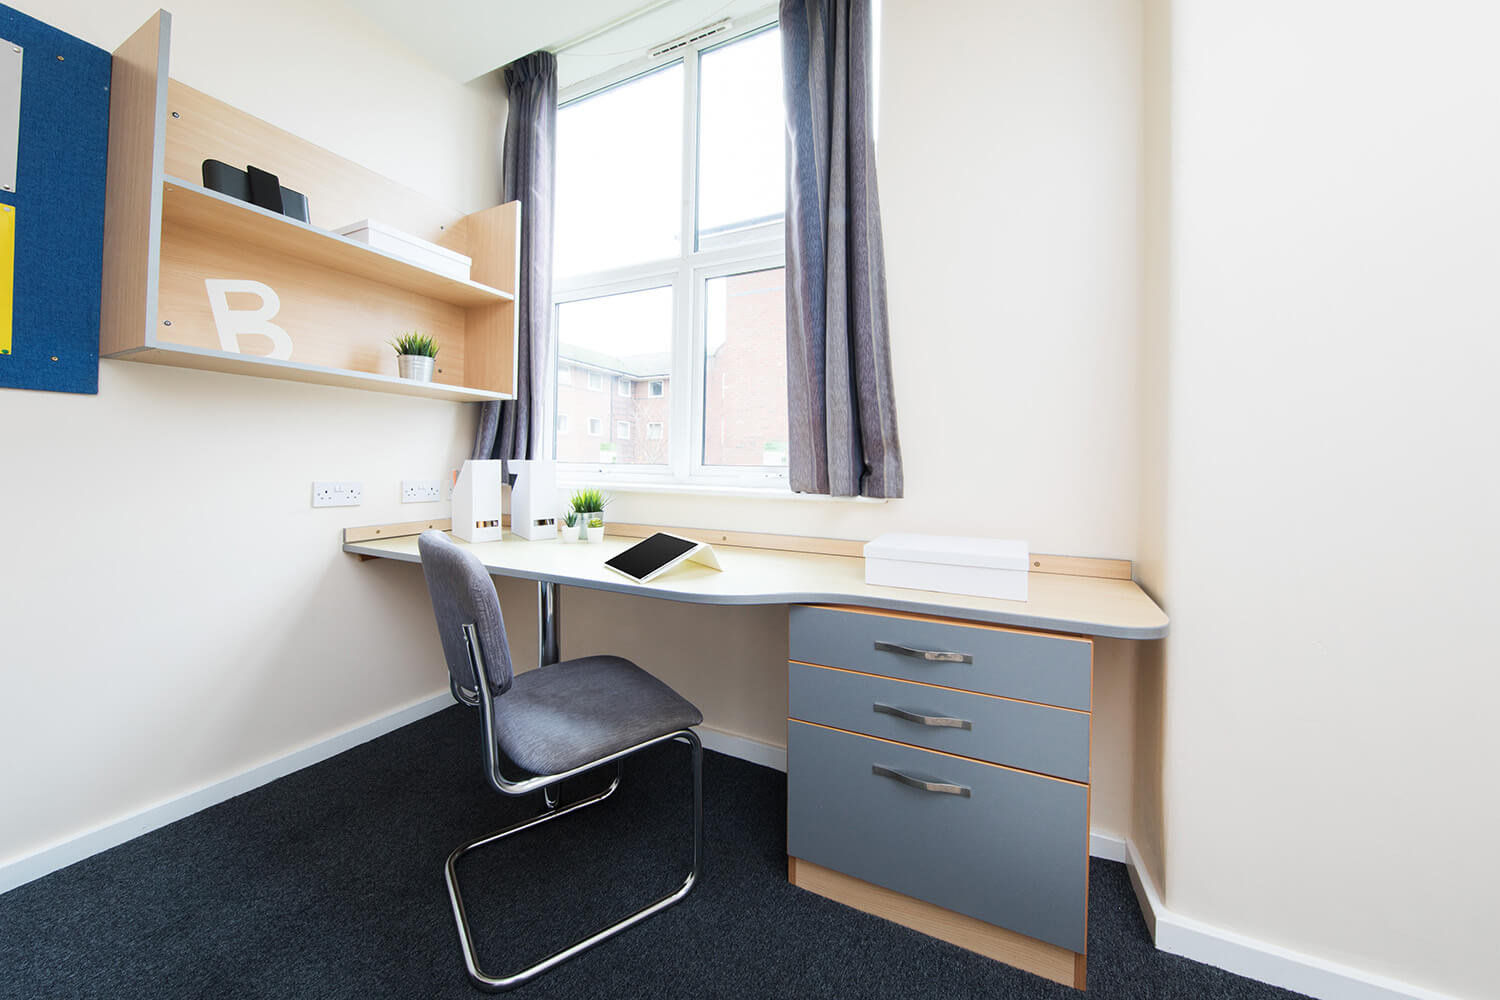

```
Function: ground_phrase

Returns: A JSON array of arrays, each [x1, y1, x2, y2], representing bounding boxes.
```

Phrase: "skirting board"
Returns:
[[1124, 840, 1461, 1000], [0, 691, 454, 896]]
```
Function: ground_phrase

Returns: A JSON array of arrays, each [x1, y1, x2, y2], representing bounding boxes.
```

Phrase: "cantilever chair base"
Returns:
[[444, 728, 704, 992]]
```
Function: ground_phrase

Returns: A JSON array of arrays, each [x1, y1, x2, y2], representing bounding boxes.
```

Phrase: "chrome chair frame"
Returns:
[[445, 623, 703, 992]]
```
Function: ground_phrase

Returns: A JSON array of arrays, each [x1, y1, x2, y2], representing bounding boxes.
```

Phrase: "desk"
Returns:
[[345, 525, 1167, 990]]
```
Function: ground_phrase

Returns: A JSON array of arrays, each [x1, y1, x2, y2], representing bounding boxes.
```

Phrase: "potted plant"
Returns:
[[389, 331, 439, 382], [586, 516, 605, 544], [570, 487, 611, 542], [559, 511, 579, 543]]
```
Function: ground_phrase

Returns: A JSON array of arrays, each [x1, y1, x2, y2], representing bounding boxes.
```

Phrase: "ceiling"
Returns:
[[348, 0, 775, 87]]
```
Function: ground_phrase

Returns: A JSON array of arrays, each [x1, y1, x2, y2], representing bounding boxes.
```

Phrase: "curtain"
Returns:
[[472, 51, 558, 468], [780, 0, 903, 498]]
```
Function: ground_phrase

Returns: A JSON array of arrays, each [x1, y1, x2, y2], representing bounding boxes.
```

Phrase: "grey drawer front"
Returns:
[[787, 720, 1088, 952], [789, 606, 1092, 710], [788, 662, 1090, 782]]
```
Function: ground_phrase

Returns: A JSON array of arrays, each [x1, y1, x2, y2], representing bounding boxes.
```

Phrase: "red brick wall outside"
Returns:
[[556, 268, 783, 468], [704, 268, 788, 467], [557, 365, 671, 465]]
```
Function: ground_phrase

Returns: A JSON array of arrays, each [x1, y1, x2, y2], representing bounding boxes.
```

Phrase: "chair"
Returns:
[[417, 530, 704, 991]]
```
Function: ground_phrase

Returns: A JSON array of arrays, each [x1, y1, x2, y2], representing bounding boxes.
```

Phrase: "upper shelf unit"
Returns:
[[160, 179, 514, 307], [99, 10, 520, 401]]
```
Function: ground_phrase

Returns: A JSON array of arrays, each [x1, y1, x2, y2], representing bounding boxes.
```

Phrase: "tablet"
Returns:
[[604, 532, 717, 583]]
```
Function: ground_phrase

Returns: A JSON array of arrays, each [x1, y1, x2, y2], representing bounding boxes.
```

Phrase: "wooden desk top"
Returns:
[[344, 532, 1168, 641]]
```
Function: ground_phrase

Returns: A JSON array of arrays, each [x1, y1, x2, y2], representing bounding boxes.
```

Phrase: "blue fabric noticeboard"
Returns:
[[0, 4, 110, 395]]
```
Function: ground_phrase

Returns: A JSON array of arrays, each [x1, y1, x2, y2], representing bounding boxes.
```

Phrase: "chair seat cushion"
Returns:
[[492, 655, 703, 775]]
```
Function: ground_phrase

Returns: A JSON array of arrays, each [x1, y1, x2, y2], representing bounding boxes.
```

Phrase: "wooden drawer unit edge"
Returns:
[[789, 857, 1086, 989]]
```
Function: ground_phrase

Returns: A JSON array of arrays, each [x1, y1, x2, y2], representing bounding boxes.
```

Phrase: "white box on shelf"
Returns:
[[333, 219, 473, 281], [507, 459, 557, 541], [451, 460, 504, 543], [863, 533, 1030, 602]]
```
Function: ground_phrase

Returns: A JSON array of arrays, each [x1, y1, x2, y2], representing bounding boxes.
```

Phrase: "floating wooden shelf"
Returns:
[[160, 179, 513, 307], [118, 342, 506, 401], [99, 10, 520, 400]]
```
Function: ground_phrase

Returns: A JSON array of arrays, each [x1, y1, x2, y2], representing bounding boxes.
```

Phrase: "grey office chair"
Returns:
[[417, 530, 704, 992]]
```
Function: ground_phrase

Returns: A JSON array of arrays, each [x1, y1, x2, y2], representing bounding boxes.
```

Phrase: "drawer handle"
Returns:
[[873, 640, 973, 664], [873, 702, 973, 730], [872, 764, 971, 797]]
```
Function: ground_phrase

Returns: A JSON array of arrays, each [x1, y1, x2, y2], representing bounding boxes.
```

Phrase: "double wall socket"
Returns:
[[312, 481, 362, 507], [402, 479, 442, 503]]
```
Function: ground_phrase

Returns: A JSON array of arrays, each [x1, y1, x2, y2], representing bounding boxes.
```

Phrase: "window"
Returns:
[[588, 417, 603, 436], [557, 413, 569, 434], [554, 19, 787, 489], [558, 364, 571, 385]]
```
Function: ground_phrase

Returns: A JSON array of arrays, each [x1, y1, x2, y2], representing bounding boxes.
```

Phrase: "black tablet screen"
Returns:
[[606, 533, 699, 580]]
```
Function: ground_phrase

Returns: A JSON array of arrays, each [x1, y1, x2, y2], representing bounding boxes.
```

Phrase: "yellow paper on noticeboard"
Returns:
[[0, 204, 13, 355]]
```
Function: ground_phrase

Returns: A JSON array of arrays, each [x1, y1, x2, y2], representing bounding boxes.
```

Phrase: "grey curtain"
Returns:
[[781, 0, 902, 497], [472, 51, 557, 467]]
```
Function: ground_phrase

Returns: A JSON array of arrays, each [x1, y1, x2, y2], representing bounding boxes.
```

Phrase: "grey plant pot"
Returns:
[[398, 355, 435, 381]]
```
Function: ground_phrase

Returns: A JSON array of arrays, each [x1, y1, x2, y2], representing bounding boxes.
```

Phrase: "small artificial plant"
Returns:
[[589, 517, 604, 529], [389, 331, 440, 358], [569, 486, 611, 515], [561, 511, 578, 527]]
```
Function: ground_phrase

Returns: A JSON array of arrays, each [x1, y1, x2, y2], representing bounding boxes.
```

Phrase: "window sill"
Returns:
[[554, 477, 888, 503]]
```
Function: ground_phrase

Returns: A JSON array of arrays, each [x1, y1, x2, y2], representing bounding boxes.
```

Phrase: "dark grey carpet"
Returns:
[[0, 706, 1306, 999]]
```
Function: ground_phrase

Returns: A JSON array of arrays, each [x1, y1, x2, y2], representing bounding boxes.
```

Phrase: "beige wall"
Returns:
[[545, 0, 1148, 840], [1139, 2, 1500, 996], [0, 0, 503, 867]]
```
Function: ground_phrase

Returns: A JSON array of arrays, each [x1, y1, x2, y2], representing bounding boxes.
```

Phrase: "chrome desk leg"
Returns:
[[539, 579, 562, 809], [538, 580, 559, 669]]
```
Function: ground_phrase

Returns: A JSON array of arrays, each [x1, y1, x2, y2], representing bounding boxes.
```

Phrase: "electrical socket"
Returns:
[[402, 479, 441, 503], [312, 481, 362, 507]]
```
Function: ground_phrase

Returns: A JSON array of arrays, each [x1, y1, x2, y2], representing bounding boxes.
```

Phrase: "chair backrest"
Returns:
[[417, 530, 514, 697]]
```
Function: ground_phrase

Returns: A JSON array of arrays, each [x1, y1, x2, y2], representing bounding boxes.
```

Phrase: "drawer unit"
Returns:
[[789, 605, 1092, 710], [789, 661, 1090, 782], [787, 720, 1089, 953]]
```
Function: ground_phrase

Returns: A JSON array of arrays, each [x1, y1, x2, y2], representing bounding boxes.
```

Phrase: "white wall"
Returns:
[[565, 0, 1148, 838], [0, 0, 504, 868], [1141, 3, 1500, 997]]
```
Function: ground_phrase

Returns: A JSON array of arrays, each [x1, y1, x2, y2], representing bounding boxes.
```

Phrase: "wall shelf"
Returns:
[[119, 342, 506, 401], [160, 179, 514, 308], [99, 11, 520, 400]]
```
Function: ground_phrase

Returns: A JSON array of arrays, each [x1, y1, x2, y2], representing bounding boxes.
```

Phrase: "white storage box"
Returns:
[[863, 533, 1030, 602], [334, 219, 472, 281]]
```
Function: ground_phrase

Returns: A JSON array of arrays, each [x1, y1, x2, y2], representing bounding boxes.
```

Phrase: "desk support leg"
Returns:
[[538, 581, 560, 669], [539, 580, 562, 810]]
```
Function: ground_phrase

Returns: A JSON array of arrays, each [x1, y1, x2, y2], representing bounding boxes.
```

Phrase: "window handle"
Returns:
[[872, 764, 971, 797], [873, 702, 972, 730], [873, 640, 973, 664]]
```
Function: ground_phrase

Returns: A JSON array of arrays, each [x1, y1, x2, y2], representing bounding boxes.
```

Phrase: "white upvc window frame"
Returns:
[[553, 10, 787, 491]]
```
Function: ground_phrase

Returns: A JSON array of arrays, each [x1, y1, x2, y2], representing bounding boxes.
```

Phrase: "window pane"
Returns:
[[556, 287, 673, 466], [555, 64, 684, 277], [702, 267, 788, 467], [698, 28, 784, 243]]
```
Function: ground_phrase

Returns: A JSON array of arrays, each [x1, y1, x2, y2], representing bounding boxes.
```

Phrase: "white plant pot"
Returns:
[[559, 524, 578, 543], [586, 525, 604, 543], [397, 354, 435, 381]]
